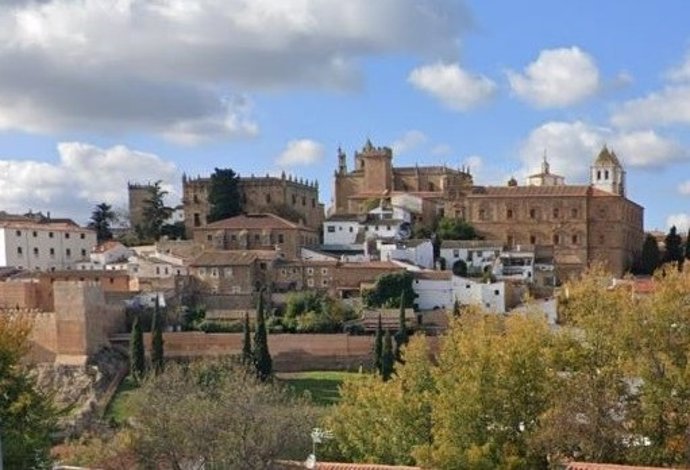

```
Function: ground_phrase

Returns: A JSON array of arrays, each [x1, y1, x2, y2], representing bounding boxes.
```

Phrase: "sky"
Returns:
[[0, 0, 689, 233]]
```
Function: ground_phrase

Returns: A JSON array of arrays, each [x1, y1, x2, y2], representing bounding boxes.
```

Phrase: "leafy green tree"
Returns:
[[665, 225, 684, 268], [363, 271, 415, 308], [0, 314, 58, 470], [685, 228, 690, 263], [451, 259, 468, 277], [394, 294, 409, 362], [150, 297, 164, 375], [130, 359, 317, 469], [325, 336, 435, 466], [381, 330, 395, 381], [242, 311, 252, 365], [88, 202, 115, 243], [129, 315, 146, 380], [283, 291, 355, 333], [141, 180, 173, 241], [638, 233, 661, 275], [208, 167, 242, 223], [252, 293, 272, 381], [374, 314, 383, 374], [436, 217, 479, 241]]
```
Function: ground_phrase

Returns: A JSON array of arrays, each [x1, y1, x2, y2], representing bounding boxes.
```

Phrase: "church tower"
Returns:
[[591, 146, 625, 196]]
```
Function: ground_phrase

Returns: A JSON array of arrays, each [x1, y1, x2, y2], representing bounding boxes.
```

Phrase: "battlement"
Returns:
[[127, 181, 155, 190], [182, 172, 318, 190]]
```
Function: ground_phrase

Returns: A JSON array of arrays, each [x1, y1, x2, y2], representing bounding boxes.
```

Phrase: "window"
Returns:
[[231, 286, 241, 294], [605, 170, 609, 180], [207, 234, 212, 241], [66, 248, 72, 257], [193, 194, 200, 204], [194, 213, 201, 227], [307, 278, 314, 287], [49, 232, 54, 238], [65, 233, 70, 239], [156, 267, 160, 275], [327, 226, 336, 233], [349, 227, 353, 233], [260, 262, 267, 270], [321, 268, 328, 275], [17, 247, 22, 255], [307, 267, 314, 275], [254, 234, 260, 242], [530, 235, 536, 244], [15, 230, 21, 236], [231, 234, 237, 241], [571, 208, 579, 218], [211, 268, 218, 277], [597, 170, 601, 179], [80, 233, 85, 239], [302, 196, 306, 206], [278, 234, 284, 244], [50, 248, 55, 257], [572, 234, 579, 244], [453, 249, 459, 258], [507, 209, 513, 219], [311, 198, 315, 208], [292, 195, 297, 205], [265, 193, 271, 204], [32, 231, 37, 237], [386, 225, 391, 231], [224, 268, 233, 277], [494, 290, 500, 296], [81, 249, 86, 257], [33, 247, 39, 257], [553, 234, 560, 245], [198, 267, 207, 276], [599, 235, 605, 244], [338, 227, 342, 231], [322, 279, 329, 287], [479, 209, 486, 220], [553, 208, 559, 218], [109, 278, 115, 284], [164, 267, 169, 275], [529, 209, 536, 219], [507, 235, 514, 246]]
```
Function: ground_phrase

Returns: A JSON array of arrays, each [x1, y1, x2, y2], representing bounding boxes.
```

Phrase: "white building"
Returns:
[[323, 214, 360, 245], [0, 218, 96, 271], [412, 271, 453, 311], [380, 239, 434, 269], [323, 205, 412, 246], [492, 250, 535, 282], [440, 239, 503, 274], [452, 275, 507, 313]]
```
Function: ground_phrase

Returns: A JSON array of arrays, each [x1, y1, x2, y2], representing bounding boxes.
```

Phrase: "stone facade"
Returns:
[[332, 140, 474, 225], [127, 182, 153, 232], [182, 172, 324, 234]]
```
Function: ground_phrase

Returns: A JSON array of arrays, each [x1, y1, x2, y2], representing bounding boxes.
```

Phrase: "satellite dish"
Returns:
[[305, 454, 316, 469], [396, 222, 412, 240]]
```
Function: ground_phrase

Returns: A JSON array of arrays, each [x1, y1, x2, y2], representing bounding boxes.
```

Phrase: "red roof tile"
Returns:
[[204, 213, 314, 231]]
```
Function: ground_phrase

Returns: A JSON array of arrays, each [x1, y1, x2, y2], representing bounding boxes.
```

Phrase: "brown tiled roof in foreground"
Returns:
[[469, 185, 613, 197], [567, 462, 679, 470], [204, 213, 315, 231]]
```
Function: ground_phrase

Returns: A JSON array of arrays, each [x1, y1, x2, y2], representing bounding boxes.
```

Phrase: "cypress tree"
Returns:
[[640, 234, 661, 275], [242, 311, 252, 365], [685, 229, 690, 264], [394, 294, 409, 363], [665, 226, 684, 268], [130, 315, 146, 380], [151, 296, 165, 375], [374, 313, 383, 374], [452, 299, 462, 317], [381, 329, 395, 381], [252, 292, 272, 381]]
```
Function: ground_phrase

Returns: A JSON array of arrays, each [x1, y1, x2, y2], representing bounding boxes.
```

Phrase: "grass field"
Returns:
[[278, 371, 362, 406], [104, 375, 139, 425]]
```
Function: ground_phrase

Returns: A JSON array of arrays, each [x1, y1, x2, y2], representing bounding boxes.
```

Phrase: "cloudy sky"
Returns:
[[0, 0, 689, 232]]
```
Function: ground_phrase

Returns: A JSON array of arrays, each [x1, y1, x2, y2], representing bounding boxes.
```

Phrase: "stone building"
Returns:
[[192, 213, 318, 260], [127, 182, 153, 232], [182, 172, 324, 234], [332, 140, 474, 225], [331, 142, 644, 279]]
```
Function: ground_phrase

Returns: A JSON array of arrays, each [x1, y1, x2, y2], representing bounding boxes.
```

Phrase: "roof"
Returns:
[[469, 185, 618, 198], [92, 240, 126, 253], [414, 270, 452, 280], [340, 261, 403, 270], [204, 213, 315, 232], [441, 239, 503, 249], [567, 463, 675, 470], [190, 250, 279, 266], [326, 213, 361, 222], [0, 218, 86, 230], [277, 461, 420, 470], [594, 146, 622, 167]]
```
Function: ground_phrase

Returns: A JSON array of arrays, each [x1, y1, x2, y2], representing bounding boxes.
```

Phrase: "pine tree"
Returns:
[[394, 294, 409, 363], [374, 313, 383, 374], [242, 311, 252, 365], [665, 226, 684, 268], [252, 292, 272, 381], [88, 202, 115, 243], [381, 329, 395, 381], [639, 234, 661, 275], [151, 296, 165, 375], [130, 315, 146, 380], [208, 168, 242, 223]]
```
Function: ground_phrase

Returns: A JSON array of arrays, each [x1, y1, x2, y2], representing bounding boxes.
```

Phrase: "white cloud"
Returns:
[[463, 155, 483, 172], [276, 139, 325, 167], [679, 180, 690, 195], [507, 47, 600, 108], [611, 85, 690, 128], [392, 130, 427, 154], [408, 62, 497, 110], [666, 50, 690, 82], [518, 121, 687, 182], [0, 142, 177, 223], [0, 0, 470, 138], [431, 144, 453, 156], [666, 213, 690, 233]]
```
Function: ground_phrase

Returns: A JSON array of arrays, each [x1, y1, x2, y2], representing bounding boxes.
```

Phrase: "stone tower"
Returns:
[[591, 146, 625, 196], [128, 182, 153, 232], [354, 139, 393, 193]]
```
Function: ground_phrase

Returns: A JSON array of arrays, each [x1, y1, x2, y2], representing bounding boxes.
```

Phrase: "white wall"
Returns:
[[413, 278, 453, 310], [91, 243, 132, 265], [381, 240, 434, 269], [0, 229, 6, 267], [440, 246, 501, 274], [323, 221, 359, 245], [452, 276, 506, 313]]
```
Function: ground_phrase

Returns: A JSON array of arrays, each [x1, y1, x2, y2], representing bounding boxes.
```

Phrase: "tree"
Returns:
[[140, 181, 173, 241], [88, 202, 116, 243], [665, 225, 684, 268], [685, 228, 690, 263], [374, 314, 383, 374], [129, 315, 146, 380], [394, 294, 409, 363], [0, 314, 58, 470], [252, 292, 272, 381], [436, 217, 479, 241], [639, 233, 661, 275], [381, 330, 395, 381], [242, 311, 252, 365], [130, 359, 317, 470], [363, 271, 415, 308], [150, 296, 164, 375], [208, 167, 242, 223]]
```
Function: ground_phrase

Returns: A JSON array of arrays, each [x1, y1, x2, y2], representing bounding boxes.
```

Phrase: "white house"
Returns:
[[440, 239, 503, 274], [380, 239, 434, 269], [492, 250, 535, 282], [0, 217, 96, 271], [452, 275, 507, 314], [90, 240, 132, 265], [323, 214, 361, 245], [412, 271, 453, 310]]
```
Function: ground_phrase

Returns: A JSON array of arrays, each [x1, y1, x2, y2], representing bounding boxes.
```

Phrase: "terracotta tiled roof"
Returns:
[[340, 261, 403, 270], [204, 213, 314, 231], [414, 270, 452, 280], [470, 185, 593, 197], [191, 250, 259, 266], [440, 239, 503, 249], [567, 462, 675, 470]]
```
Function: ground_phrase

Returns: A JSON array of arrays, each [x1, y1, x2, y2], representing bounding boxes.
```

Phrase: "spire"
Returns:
[[541, 149, 550, 174]]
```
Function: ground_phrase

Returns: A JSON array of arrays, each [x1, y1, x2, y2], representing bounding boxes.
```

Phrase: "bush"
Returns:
[[283, 291, 356, 333], [199, 320, 243, 333], [363, 271, 415, 308]]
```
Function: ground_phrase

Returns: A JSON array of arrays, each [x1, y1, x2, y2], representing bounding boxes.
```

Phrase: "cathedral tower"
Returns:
[[591, 146, 625, 196]]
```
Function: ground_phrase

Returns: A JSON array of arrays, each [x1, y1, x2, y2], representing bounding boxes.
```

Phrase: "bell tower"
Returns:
[[591, 146, 625, 196]]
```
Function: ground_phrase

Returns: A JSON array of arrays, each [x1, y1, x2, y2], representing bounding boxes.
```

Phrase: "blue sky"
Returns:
[[0, 0, 689, 233]]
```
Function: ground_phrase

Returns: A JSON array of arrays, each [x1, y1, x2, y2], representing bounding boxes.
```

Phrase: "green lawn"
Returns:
[[278, 371, 362, 406], [104, 374, 140, 426]]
